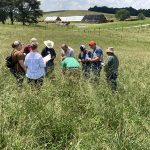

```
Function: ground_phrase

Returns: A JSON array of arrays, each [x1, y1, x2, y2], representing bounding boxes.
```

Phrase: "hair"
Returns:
[[61, 44, 68, 49], [31, 44, 38, 50], [12, 43, 20, 49]]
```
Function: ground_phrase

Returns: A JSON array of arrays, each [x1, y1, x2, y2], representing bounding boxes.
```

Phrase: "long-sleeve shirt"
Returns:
[[24, 51, 46, 79], [104, 54, 119, 77]]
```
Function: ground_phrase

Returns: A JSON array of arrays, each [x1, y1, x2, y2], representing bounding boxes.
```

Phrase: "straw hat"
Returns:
[[106, 47, 114, 53], [44, 40, 54, 48]]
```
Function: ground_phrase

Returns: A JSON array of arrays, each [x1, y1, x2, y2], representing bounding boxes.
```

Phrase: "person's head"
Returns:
[[89, 40, 96, 50], [106, 47, 114, 55], [30, 38, 38, 46], [61, 44, 68, 51], [44, 40, 54, 49], [31, 44, 38, 52], [80, 45, 86, 52], [12, 41, 23, 51]]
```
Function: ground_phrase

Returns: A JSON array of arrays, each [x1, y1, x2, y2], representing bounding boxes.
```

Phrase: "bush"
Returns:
[[138, 12, 145, 20], [115, 9, 130, 21]]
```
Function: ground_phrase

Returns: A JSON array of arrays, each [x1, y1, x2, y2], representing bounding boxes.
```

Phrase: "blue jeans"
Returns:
[[92, 64, 102, 81]]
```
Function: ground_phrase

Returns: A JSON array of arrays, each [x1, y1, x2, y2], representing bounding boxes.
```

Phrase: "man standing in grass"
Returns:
[[78, 45, 92, 79], [61, 57, 80, 77], [104, 47, 119, 91], [61, 44, 75, 60], [89, 41, 103, 81]]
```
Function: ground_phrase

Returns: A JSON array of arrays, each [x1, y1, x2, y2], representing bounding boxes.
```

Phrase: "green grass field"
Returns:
[[0, 18, 150, 150]]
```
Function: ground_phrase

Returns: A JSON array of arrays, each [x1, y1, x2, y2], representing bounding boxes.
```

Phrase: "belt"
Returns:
[[67, 67, 79, 69]]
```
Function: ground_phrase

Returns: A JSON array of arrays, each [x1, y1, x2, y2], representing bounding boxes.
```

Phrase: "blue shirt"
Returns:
[[92, 46, 103, 60], [24, 51, 46, 79], [92, 46, 103, 67]]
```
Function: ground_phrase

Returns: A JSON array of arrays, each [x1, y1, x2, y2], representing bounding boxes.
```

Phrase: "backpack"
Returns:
[[5, 54, 17, 69]]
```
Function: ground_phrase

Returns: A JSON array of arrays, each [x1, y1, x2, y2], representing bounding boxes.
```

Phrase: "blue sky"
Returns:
[[40, 0, 150, 12]]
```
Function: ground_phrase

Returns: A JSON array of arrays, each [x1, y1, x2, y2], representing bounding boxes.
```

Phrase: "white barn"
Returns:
[[44, 16, 84, 22]]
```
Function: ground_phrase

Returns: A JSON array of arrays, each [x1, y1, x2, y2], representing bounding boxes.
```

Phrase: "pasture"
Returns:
[[0, 18, 150, 150]]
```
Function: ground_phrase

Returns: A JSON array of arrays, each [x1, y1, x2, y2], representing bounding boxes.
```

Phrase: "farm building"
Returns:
[[82, 14, 107, 23], [44, 16, 84, 23]]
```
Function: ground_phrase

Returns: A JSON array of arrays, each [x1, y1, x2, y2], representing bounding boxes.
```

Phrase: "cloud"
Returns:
[[40, 0, 150, 12]]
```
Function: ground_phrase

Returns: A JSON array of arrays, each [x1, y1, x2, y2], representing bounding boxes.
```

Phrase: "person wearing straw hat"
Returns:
[[23, 38, 38, 55], [104, 47, 119, 91], [41, 40, 56, 77]]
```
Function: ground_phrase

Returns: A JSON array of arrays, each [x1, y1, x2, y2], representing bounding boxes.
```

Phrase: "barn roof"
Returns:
[[82, 14, 107, 23], [45, 16, 84, 22]]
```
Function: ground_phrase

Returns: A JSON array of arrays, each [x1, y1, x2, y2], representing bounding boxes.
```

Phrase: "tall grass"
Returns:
[[0, 23, 150, 149]]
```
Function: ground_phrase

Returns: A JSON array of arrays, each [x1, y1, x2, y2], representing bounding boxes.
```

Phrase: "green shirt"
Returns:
[[61, 57, 80, 69], [104, 54, 119, 76]]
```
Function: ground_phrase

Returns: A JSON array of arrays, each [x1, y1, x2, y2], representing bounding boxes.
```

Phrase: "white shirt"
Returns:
[[24, 51, 46, 79]]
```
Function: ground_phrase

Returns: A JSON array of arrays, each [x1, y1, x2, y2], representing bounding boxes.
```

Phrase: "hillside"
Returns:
[[42, 10, 115, 20]]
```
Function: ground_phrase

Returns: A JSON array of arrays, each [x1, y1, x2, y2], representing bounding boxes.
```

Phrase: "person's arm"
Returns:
[[39, 56, 46, 68], [61, 49, 66, 60], [17, 53, 26, 71], [19, 60, 26, 71], [51, 49, 56, 60], [91, 50, 102, 62], [41, 48, 45, 57], [70, 50, 75, 57], [78, 53, 82, 62], [104, 57, 112, 72]]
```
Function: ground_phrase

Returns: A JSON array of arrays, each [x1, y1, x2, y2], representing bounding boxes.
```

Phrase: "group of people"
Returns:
[[9, 38, 119, 91]]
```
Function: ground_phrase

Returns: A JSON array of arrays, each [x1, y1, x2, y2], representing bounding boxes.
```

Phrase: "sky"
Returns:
[[40, 0, 150, 12]]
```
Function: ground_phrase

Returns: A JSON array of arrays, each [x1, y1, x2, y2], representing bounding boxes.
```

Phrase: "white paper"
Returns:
[[101, 62, 105, 66], [43, 54, 51, 62]]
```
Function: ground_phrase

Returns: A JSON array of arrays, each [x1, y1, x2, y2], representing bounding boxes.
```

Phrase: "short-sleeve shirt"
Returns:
[[61, 47, 74, 57], [61, 57, 80, 69], [92, 46, 103, 66], [12, 49, 25, 73]]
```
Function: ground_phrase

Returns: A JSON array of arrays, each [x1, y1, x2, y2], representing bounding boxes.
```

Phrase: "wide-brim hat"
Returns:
[[44, 40, 54, 48], [106, 47, 114, 53]]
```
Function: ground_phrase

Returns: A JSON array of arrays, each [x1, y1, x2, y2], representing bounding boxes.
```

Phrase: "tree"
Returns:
[[0, 1, 8, 24], [15, 0, 43, 25], [115, 9, 130, 21], [138, 12, 145, 20], [0, 9, 8, 24]]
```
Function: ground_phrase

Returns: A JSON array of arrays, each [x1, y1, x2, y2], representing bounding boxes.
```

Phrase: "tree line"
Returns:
[[0, 0, 43, 25], [88, 6, 150, 17]]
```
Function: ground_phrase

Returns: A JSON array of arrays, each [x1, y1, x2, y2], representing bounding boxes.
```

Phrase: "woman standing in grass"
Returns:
[[24, 43, 46, 89], [11, 41, 26, 87]]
